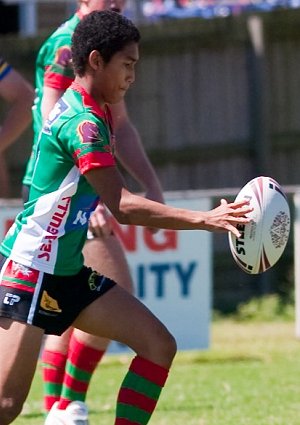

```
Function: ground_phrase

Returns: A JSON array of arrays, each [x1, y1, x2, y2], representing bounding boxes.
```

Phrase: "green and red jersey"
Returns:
[[1, 82, 116, 275], [23, 12, 81, 186]]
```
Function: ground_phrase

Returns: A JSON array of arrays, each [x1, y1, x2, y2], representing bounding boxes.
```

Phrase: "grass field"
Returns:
[[14, 320, 300, 425]]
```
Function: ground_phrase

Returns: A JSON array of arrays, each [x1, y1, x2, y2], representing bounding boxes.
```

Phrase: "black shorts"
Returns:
[[0, 256, 116, 335]]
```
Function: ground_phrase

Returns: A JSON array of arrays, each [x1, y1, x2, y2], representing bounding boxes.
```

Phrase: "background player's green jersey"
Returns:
[[23, 13, 80, 186], [1, 82, 116, 275]]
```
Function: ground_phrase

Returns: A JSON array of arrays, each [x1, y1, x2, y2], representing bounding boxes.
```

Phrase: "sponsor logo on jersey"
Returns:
[[77, 121, 115, 157], [40, 290, 62, 313], [54, 46, 72, 67], [78, 121, 104, 145], [38, 196, 71, 262], [73, 210, 88, 226], [43, 98, 70, 135]]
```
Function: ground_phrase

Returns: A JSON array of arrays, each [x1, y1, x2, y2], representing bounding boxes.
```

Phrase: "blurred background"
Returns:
[[0, 0, 299, 316], [2, 0, 300, 33]]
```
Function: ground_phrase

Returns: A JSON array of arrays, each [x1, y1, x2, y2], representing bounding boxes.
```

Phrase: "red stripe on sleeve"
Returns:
[[74, 151, 116, 174], [44, 71, 73, 90]]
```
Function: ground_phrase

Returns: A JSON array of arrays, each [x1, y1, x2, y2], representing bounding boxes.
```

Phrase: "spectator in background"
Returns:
[[0, 57, 34, 197]]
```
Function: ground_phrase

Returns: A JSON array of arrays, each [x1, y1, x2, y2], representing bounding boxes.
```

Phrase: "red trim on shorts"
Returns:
[[0, 280, 35, 293], [1, 260, 40, 293]]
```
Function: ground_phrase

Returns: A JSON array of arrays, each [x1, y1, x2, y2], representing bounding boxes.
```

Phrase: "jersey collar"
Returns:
[[70, 81, 107, 120], [76, 10, 84, 20]]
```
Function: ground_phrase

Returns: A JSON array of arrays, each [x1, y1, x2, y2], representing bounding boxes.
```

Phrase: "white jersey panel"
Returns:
[[9, 167, 80, 274]]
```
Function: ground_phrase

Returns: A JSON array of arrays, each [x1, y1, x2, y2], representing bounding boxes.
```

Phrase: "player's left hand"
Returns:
[[89, 201, 113, 238]]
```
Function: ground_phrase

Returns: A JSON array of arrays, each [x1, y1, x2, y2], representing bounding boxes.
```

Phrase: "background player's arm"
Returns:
[[41, 89, 164, 204], [111, 100, 164, 204], [41, 86, 64, 122], [0, 68, 34, 152]]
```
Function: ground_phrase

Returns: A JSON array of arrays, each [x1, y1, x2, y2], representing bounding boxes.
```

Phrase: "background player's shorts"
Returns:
[[0, 256, 116, 335]]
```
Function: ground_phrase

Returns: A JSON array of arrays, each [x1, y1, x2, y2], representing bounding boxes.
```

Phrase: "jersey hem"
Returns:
[[0, 249, 82, 277]]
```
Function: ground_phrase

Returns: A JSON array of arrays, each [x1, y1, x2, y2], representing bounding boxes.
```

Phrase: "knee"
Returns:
[[0, 396, 24, 425], [162, 331, 177, 364], [151, 327, 177, 368]]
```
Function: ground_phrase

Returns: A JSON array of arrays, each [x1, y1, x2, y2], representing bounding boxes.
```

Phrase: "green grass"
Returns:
[[15, 320, 300, 425]]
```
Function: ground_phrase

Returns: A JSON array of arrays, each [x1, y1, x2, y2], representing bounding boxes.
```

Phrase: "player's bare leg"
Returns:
[[44, 234, 133, 352], [73, 284, 176, 423], [75, 233, 133, 348], [0, 318, 44, 425], [74, 284, 176, 369], [42, 233, 134, 418], [0, 154, 10, 197]]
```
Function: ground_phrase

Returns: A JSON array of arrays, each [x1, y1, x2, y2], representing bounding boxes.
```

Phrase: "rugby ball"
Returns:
[[228, 176, 290, 274]]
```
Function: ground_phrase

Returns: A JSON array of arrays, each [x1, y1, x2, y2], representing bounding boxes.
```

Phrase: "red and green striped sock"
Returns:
[[57, 334, 105, 409], [115, 356, 169, 425], [41, 350, 67, 412]]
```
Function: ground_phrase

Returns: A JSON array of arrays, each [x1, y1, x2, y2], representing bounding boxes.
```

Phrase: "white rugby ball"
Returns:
[[228, 176, 290, 274]]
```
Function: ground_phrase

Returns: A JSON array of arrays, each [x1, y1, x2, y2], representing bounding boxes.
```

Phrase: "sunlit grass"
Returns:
[[15, 320, 300, 425]]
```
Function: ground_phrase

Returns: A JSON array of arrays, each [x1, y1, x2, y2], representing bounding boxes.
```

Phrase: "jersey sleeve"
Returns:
[[42, 37, 74, 91], [59, 112, 116, 174]]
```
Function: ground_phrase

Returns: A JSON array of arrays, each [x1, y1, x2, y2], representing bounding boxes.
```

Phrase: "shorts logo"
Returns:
[[88, 271, 104, 292], [3, 293, 21, 306], [40, 290, 62, 313]]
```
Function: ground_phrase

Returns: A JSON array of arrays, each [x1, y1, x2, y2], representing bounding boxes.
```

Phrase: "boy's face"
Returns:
[[93, 42, 139, 105]]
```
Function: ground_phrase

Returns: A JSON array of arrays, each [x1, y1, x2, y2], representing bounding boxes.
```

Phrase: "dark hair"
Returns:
[[71, 10, 140, 76]]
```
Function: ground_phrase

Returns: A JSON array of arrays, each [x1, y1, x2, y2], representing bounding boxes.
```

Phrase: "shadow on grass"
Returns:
[[175, 353, 264, 364], [102, 352, 264, 367], [90, 401, 215, 416], [19, 413, 44, 419]]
